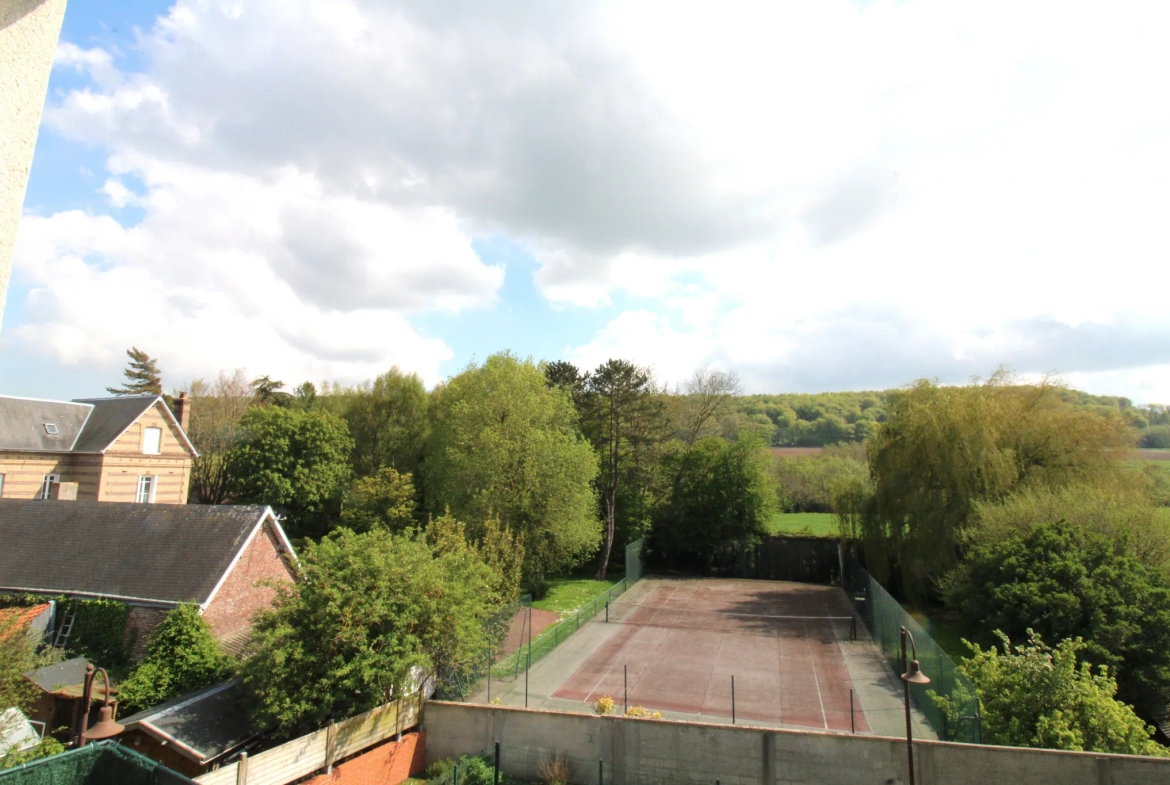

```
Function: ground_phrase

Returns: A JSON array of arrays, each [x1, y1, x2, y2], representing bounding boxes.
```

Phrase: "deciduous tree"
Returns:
[[340, 468, 417, 533], [650, 435, 775, 568], [942, 519, 1170, 719], [228, 407, 354, 539], [340, 368, 429, 480], [837, 372, 1135, 598], [427, 353, 600, 593], [186, 369, 253, 504], [241, 528, 494, 736]]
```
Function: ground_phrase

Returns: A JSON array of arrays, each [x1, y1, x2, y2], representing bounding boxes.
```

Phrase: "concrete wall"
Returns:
[[423, 701, 1170, 785], [0, 0, 68, 330]]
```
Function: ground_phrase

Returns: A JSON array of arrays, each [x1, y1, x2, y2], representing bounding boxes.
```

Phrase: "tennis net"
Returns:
[[605, 601, 857, 640]]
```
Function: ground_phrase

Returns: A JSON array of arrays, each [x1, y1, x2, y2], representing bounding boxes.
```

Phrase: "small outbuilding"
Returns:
[[116, 681, 259, 778]]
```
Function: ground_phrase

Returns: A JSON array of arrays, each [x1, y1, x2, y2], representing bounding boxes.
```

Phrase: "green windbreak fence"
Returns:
[[843, 556, 983, 743], [0, 741, 195, 785], [625, 537, 644, 583]]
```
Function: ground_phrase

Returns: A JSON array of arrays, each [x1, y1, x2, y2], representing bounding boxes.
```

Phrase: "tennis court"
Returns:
[[546, 578, 867, 731]]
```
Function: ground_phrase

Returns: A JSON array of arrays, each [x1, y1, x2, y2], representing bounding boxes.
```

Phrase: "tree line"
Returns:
[[834, 371, 1170, 755]]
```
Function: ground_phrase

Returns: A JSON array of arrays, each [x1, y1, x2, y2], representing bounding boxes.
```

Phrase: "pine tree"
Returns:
[[106, 347, 163, 396]]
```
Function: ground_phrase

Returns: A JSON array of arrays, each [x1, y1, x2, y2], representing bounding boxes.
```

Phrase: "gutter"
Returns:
[[0, 587, 181, 608]]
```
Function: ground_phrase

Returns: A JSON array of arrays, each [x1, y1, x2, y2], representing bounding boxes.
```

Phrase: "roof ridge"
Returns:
[[0, 394, 93, 407]]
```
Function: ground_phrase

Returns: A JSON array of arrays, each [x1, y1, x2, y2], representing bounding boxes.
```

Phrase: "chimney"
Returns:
[[175, 391, 190, 433], [49, 481, 78, 501]]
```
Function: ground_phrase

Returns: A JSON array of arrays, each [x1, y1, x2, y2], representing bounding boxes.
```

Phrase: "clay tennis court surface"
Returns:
[[549, 578, 868, 732]]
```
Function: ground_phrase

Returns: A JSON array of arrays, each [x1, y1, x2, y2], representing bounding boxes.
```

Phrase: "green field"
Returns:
[[767, 512, 838, 538], [532, 578, 618, 617]]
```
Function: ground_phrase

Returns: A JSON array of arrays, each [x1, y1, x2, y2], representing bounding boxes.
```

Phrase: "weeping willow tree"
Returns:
[[837, 371, 1136, 600]]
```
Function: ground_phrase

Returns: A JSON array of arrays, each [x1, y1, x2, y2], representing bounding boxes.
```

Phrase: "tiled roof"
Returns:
[[0, 501, 278, 605]]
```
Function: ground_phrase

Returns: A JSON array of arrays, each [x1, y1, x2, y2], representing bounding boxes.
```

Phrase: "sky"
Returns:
[[4, 0, 1170, 403]]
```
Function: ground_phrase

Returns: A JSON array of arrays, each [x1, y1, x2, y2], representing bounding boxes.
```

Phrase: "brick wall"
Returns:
[[307, 732, 426, 785], [124, 605, 170, 660], [202, 521, 295, 655]]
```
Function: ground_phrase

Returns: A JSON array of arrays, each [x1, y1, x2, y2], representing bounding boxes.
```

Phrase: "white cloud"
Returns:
[[12, 0, 1170, 399]]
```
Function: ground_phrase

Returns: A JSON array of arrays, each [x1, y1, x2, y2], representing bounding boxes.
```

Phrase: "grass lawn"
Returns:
[[532, 578, 618, 617], [767, 511, 838, 538]]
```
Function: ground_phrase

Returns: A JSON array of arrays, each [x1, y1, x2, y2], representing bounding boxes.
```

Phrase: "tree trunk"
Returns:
[[596, 491, 616, 579]]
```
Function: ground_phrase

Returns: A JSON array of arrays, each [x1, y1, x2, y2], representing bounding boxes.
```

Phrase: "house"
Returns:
[[0, 393, 196, 504], [0, 501, 296, 657], [115, 681, 259, 777]]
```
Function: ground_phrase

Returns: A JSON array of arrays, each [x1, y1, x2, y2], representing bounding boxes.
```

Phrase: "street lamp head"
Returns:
[[84, 705, 124, 741], [901, 659, 931, 685]]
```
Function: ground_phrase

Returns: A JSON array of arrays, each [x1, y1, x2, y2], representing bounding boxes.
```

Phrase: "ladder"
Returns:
[[53, 613, 76, 649]]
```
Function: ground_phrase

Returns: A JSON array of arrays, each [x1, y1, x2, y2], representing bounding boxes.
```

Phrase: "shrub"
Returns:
[[117, 604, 234, 713], [1141, 425, 1170, 449], [593, 696, 615, 715], [932, 631, 1166, 756], [943, 519, 1170, 719], [424, 759, 456, 781], [538, 752, 570, 785], [624, 705, 662, 718]]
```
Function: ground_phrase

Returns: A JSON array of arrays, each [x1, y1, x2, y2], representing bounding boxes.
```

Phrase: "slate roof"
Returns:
[[0, 396, 91, 451], [70, 396, 161, 453], [0, 394, 194, 455], [0, 501, 283, 605], [119, 682, 258, 764]]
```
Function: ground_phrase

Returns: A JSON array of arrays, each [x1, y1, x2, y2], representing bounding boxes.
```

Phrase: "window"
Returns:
[[0, 474, 5, 498], [44, 423, 59, 435], [142, 426, 162, 455], [41, 474, 60, 500], [136, 475, 157, 504]]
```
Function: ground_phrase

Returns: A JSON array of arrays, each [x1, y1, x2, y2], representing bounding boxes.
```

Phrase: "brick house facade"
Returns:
[[0, 501, 296, 658], [0, 393, 195, 503]]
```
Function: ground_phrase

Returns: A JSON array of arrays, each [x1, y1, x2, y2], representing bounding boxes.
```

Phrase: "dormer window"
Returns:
[[44, 423, 59, 435]]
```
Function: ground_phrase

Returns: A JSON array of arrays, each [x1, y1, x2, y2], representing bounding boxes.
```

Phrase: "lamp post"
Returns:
[[899, 627, 930, 785], [78, 664, 123, 747]]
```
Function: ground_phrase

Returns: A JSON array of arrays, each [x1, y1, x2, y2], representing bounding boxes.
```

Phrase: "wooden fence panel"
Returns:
[[242, 727, 328, 785], [196, 763, 238, 785], [194, 691, 424, 785]]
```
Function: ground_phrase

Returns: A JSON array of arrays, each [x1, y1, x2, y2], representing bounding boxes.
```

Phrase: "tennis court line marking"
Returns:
[[612, 605, 853, 622], [805, 618, 828, 730], [582, 584, 677, 705]]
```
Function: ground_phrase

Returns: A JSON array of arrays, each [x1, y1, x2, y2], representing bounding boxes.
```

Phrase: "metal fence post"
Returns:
[[494, 741, 501, 785], [624, 665, 628, 713], [850, 689, 855, 734], [599, 759, 604, 785], [731, 676, 736, 724]]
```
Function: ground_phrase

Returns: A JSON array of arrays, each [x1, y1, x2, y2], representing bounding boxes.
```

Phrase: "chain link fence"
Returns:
[[842, 555, 983, 743], [438, 539, 647, 705]]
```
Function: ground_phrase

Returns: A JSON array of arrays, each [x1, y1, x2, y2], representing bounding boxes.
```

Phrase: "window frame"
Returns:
[[0, 473, 5, 498], [142, 426, 163, 455], [136, 475, 158, 504], [41, 474, 61, 500]]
